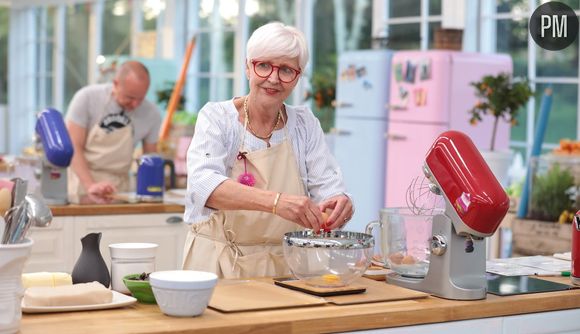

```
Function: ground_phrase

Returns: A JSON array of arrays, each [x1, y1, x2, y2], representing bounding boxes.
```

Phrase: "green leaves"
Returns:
[[469, 73, 533, 150], [530, 164, 575, 221]]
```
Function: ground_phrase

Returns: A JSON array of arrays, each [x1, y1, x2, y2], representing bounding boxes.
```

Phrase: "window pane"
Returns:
[[536, 39, 579, 77], [496, 0, 529, 14], [198, 31, 235, 73], [195, 77, 233, 109], [510, 105, 527, 142], [428, 21, 442, 49], [64, 4, 90, 108], [142, 0, 164, 30], [496, 19, 528, 77], [535, 83, 577, 144], [0, 7, 8, 104], [102, 0, 132, 56], [389, 0, 420, 18], [247, 0, 295, 31], [387, 23, 421, 50], [429, 0, 442, 15], [198, 0, 238, 29], [557, 0, 579, 10], [198, 78, 210, 110]]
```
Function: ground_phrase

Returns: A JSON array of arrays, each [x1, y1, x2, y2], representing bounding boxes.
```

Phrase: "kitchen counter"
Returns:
[[20, 277, 580, 334], [49, 202, 184, 216]]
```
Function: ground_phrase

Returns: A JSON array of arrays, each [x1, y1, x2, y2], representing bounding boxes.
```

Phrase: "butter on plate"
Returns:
[[23, 282, 113, 307], [22, 272, 73, 289]]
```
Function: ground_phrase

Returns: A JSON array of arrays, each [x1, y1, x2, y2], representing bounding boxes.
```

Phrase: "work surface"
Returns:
[[49, 202, 184, 216], [20, 277, 580, 334]]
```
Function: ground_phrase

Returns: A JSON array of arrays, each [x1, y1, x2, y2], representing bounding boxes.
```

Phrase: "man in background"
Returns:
[[66, 60, 161, 201]]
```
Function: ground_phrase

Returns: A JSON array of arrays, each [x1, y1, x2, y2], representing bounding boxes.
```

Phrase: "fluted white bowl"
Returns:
[[149, 270, 217, 317]]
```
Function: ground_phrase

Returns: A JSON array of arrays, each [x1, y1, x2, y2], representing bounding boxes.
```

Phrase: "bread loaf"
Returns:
[[23, 282, 113, 307]]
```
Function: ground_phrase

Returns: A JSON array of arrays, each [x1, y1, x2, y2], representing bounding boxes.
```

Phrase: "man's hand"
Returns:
[[87, 181, 117, 199]]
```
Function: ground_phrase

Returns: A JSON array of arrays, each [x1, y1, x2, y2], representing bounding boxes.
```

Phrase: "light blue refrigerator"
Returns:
[[332, 50, 393, 232]]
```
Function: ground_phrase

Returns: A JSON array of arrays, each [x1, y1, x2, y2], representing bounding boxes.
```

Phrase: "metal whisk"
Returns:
[[405, 174, 445, 216]]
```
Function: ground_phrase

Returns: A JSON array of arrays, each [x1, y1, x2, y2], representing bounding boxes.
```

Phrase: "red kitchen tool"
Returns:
[[573, 211, 580, 286], [387, 130, 510, 300]]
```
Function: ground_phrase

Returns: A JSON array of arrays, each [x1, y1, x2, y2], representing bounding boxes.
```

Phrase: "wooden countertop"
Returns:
[[50, 202, 184, 216], [20, 277, 580, 334]]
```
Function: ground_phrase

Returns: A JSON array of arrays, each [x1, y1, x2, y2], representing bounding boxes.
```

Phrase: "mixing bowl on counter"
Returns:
[[149, 270, 218, 317], [283, 230, 374, 287]]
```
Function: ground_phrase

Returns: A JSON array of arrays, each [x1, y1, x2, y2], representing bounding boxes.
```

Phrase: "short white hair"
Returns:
[[246, 22, 309, 70]]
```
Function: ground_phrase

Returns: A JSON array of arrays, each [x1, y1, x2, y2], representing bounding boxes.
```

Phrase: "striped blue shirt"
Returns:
[[184, 99, 349, 224]]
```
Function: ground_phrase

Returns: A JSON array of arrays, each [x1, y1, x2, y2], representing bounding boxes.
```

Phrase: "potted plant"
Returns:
[[304, 71, 336, 133], [156, 81, 196, 137], [468, 73, 533, 186], [469, 73, 533, 151]]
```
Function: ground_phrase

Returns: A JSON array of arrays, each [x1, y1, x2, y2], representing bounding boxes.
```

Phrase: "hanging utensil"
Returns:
[[7, 200, 31, 244], [24, 193, 52, 227]]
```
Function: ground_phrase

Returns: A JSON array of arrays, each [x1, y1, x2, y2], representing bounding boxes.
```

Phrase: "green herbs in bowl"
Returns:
[[123, 273, 156, 304]]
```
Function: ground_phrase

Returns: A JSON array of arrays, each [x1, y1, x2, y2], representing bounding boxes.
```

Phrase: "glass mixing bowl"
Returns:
[[378, 208, 442, 278], [283, 230, 374, 288]]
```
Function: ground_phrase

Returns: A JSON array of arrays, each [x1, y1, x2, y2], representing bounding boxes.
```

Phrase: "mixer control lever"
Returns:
[[465, 236, 475, 253], [430, 235, 447, 256]]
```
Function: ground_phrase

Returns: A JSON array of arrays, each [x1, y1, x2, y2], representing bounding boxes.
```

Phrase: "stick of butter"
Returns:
[[22, 272, 73, 289]]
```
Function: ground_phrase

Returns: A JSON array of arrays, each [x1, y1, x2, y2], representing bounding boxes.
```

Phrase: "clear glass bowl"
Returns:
[[283, 230, 374, 288], [379, 208, 441, 278]]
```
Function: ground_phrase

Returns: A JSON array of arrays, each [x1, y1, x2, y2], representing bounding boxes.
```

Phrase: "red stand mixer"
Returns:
[[387, 131, 510, 300]]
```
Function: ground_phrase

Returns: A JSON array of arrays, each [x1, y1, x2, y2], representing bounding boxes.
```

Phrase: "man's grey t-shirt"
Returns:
[[65, 83, 161, 147]]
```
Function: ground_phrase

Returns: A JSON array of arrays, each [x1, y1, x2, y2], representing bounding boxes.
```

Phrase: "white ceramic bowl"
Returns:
[[149, 270, 218, 317]]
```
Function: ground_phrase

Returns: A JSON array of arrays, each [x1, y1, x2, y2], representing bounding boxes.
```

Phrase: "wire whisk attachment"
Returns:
[[406, 175, 445, 216]]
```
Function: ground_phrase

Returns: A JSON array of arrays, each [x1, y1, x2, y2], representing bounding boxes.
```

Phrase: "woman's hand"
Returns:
[[274, 193, 324, 230], [318, 194, 353, 229]]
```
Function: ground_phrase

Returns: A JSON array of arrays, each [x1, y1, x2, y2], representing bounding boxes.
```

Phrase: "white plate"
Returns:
[[21, 290, 137, 314]]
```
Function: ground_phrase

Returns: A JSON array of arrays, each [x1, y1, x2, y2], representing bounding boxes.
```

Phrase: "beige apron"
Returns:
[[68, 109, 134, 197], [182, 111, 305, 278]]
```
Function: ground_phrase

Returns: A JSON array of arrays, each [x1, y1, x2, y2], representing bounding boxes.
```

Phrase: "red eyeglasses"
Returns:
[[251, 60, 301, 83]]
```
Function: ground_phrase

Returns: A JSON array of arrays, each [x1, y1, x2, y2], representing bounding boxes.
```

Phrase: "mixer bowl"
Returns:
[[283, 230, 374, 288], [380, 208, 443, 278]]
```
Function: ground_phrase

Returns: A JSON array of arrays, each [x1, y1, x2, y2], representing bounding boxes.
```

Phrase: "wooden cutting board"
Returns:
[[324, 277, 429, 305], [209, 280, 327, 313]]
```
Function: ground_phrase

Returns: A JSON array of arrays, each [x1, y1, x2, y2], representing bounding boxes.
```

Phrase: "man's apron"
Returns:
[[182, 112, 305, 278], [68, 110, 134, 197]]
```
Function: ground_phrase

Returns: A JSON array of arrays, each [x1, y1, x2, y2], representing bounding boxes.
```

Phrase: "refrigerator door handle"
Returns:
[[331, 128, 352, 136], [385, 133, 407, 141], [385, 104, 406, 111], [334, 101, 353, 108]]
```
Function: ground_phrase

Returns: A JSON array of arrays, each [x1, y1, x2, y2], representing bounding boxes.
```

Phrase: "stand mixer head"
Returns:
[[388, 130, 510, 300], [35, 108, 74, 205]]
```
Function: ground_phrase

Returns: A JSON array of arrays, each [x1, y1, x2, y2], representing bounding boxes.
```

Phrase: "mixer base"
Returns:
[[386, 214, 488, 300]]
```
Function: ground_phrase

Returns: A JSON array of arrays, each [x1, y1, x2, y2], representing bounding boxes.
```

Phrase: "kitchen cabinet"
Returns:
[[24, 213, 188, 273], [24, 217, 76, 272]]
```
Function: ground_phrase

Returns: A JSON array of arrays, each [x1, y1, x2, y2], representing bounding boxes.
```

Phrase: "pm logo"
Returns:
[[529, 2, 579, 51]]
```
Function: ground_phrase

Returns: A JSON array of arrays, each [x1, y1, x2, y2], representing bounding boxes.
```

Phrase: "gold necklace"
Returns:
[[243, 96, 282, 140]]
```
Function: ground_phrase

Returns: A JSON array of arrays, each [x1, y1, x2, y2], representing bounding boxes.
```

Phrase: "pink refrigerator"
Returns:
[[385, 51, 512, 207]]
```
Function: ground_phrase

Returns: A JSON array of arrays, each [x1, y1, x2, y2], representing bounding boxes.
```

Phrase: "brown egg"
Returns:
[[388, 252, 404, 265], [401, 255, 417, 265], [321, 211, 329, 224]]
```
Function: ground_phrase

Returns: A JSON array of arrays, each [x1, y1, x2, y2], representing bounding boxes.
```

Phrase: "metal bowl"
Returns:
[[283, 230, 374, 287]]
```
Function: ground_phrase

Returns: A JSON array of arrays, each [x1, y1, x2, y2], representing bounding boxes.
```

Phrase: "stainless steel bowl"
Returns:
[[283, 230, 374, 287]]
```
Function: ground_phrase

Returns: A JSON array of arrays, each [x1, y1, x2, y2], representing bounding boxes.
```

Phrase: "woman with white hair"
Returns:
[[182, 22, 353, 278]]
